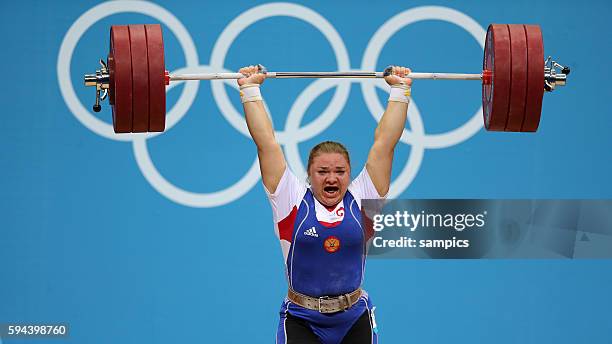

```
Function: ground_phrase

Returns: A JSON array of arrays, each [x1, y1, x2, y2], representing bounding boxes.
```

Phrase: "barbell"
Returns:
[[83, 23, 570, 134]]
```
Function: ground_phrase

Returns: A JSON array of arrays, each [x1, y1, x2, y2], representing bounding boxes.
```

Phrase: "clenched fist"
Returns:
[[384, 65, 412, 87], [237, 64, 267, 86]]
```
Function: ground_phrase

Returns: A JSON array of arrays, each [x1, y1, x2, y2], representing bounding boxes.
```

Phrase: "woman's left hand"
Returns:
[[383, 65, 413, 87]]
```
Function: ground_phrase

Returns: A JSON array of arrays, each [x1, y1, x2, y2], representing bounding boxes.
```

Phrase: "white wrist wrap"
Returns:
[[239, 84, 263, 103], [388, 84, 411, 104]]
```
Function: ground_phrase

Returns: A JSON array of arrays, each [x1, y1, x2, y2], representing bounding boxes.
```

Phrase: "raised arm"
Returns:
[[238, 65, 286, 193], [366, 66, 413, 196]]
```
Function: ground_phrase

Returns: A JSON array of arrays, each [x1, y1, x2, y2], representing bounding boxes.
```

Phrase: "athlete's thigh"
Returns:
[[340, 309, 375, 344], [277, 312, 320, 344]]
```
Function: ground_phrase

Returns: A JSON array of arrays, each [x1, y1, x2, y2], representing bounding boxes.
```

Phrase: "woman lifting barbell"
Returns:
[[238, 64, 412, 344]]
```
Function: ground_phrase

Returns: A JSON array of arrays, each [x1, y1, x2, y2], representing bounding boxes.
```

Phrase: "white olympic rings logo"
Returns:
[[57, 1, 486, 208]]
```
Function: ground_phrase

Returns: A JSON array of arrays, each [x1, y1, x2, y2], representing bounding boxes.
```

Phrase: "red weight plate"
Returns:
[[145, 24, 166, 132], [522, 25, 544, 132], [482, 24, 511, 131], [505, 24, 528, 132], [110, 26, 133, 133], [128, 25, 150, 133]]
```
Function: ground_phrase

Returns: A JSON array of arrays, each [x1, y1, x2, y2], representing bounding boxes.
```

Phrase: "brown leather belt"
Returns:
[[287, 288, 362, 313]]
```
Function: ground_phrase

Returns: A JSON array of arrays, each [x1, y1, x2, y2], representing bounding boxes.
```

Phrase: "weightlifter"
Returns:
[[238, 64, 412, 344]]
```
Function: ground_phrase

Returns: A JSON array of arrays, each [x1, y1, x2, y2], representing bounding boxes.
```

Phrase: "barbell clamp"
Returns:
[[84, 59, 110, 112], [544, 56, 570, 92]]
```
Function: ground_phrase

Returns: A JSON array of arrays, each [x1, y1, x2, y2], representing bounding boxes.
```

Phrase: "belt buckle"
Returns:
[[317, 296, 331, 313], [341, 293, 351, 311]]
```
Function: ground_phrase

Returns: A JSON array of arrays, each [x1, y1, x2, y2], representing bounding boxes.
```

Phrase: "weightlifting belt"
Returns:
[[287, 288, 362, 313]]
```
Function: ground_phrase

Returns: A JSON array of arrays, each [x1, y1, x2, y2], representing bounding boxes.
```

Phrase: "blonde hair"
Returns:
[[307, 141, 351, 174]]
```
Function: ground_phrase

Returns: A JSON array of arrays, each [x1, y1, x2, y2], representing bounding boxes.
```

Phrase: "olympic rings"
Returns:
[[57, 1, 487, 207], [283, 78, 426, 198], [133, 65, 262, 207], [209, 2, 352, 145], [361, 6, 486, 149]]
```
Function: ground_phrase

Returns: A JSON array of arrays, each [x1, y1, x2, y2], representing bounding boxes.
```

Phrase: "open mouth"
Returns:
[[323, 186, 340, 197]]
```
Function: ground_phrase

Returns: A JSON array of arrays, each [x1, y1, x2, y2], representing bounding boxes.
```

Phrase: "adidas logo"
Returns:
[[304, 227, 318, 238]]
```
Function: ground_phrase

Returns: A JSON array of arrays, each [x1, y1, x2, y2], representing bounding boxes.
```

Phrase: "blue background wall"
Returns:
[[1, 0, 611, 343]]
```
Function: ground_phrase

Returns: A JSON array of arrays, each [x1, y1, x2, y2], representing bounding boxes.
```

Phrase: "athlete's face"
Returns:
[[308, 153, 351, 207]]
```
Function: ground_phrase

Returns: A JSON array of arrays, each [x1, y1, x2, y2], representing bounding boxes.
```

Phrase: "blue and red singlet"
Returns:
[[265, 167, 384, 344]]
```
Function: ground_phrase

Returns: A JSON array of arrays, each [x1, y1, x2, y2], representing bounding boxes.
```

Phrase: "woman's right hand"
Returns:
[[237, 65, 266, 86]]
